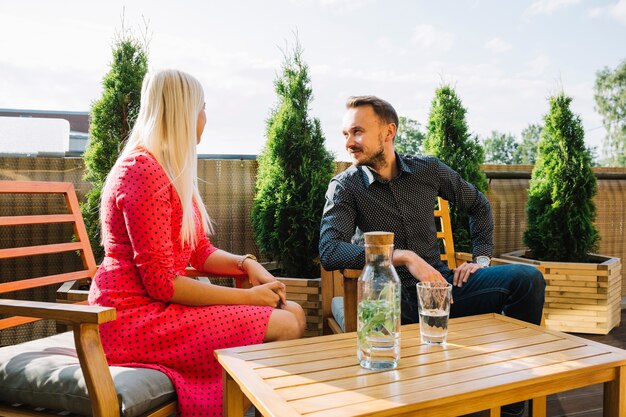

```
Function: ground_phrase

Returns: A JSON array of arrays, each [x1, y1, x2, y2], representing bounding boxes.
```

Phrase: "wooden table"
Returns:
[[216, 314, 626, 417]]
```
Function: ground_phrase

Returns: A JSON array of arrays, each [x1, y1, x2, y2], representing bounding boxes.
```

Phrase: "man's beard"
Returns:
[[354, 135, 387, 171], [358, 145, 386, 170]]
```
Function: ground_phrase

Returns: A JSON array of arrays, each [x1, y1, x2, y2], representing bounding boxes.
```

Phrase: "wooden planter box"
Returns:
[[500, 250, 622, 335], [276, 277, 323, 337]]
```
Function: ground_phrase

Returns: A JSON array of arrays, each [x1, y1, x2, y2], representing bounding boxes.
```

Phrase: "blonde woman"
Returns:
[[88, 69, 305, 417]]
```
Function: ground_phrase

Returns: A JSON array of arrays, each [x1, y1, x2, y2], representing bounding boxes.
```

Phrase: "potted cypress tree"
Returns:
[[252, 40, 334, 336], [251, 40, 334, 279], [82, 28, 148, 262], [501, 93, 621, 334], [423, 84, 488, 252]]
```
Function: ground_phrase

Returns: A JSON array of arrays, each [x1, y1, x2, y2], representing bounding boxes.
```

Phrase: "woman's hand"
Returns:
[[249, 281, 286, 307], [243, 259, 287, 305]]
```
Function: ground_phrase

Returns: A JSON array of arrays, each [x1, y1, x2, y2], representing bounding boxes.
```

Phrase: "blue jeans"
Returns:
[[401, 264, 546, 326], [402, 264, 545, 417]]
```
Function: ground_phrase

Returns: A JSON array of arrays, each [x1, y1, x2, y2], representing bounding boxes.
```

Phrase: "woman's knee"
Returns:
[[283, 300, 306, 333], [264, 304, 305, 342]]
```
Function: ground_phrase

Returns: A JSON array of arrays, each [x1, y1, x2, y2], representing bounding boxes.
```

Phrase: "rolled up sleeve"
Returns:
[[189, 234, 218, 271]]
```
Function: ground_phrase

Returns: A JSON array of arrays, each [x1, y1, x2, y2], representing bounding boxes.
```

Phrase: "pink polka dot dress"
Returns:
[[88, 148, 273, 416]]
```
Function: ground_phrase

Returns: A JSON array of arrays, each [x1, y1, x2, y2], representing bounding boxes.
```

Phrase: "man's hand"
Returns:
[[452, 262, 483, 287], [393, 249, 447, 284]]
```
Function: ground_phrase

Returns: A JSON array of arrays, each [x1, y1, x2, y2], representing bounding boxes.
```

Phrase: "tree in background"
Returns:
[[423, 85, 488, 252], [482, 131, 517, 164], [523, 94, 599, 261], [252, 40, 334, 278], [395, 116, 425, 155], [594, 59, 626, 166], [513, 123, 542, 164], [81, 28, 148, 261]]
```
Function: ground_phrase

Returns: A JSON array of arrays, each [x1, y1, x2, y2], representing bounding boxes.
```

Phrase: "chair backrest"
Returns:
[[435, 197, 457, 269], [0, 181, 96, 335]]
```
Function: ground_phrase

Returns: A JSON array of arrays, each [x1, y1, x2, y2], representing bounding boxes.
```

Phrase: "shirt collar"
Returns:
[[360, 153, 412, 187]]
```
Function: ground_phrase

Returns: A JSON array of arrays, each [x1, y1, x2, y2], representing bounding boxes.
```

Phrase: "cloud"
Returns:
[[611, 0, 626, 23], [291, 0, 374, 13], [588, 6, 605, 17], [526, 55, 552, 76], [410, 24, 454, 51], [524, 0, 580, 16], [484, 37, 512, 53], [587, 0, 626, 24], [375, 37, 408, 55]]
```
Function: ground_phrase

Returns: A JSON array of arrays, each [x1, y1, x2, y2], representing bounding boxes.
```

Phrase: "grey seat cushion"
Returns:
[[0, 332, 175, 417], [331, 296, 345, 332]]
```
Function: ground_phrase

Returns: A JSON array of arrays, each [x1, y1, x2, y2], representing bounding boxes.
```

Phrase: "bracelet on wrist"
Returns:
[[237, 254, 257, 271]]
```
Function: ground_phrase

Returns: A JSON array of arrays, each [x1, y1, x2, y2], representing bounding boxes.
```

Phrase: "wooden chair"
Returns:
[[321, 197, 473, 334], [0, 181, 259, 417]]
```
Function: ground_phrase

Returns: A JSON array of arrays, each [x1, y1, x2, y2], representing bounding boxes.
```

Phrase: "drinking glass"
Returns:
[[416, 282, 453, 344]]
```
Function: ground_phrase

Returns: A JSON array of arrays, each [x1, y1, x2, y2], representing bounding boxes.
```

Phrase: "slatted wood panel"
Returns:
[[277, 278, 323, 337], [0, 182, 96, 337], [217, 314, 626, 417], [501, 250, 622, 334]]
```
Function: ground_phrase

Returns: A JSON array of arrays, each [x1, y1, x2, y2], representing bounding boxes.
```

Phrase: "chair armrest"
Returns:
[[455, 252, 473, 264], [341, 269, 361, 279], [0, 299, 116, 325], [339, 269, 361, 332], [0, 299, 120, 415]]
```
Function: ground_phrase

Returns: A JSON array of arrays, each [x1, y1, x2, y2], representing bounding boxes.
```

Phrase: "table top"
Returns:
[[215, 313, 626, 417]]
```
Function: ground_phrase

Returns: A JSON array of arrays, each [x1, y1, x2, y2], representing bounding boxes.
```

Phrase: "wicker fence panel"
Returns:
[[197, 159, 262, 259], [2, 156, 625, 302]]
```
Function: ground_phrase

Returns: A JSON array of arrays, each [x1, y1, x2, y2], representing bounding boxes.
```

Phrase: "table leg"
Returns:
[[223, 369, 245, 417], [531, 396, 547, 417], [604, 365, 625, 417], [488, 407, 500, 417]]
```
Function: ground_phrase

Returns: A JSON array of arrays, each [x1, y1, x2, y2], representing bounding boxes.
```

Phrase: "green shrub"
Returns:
[[81, 31, 148, 261], [594, 59, 626, 166], [395, 116, 425, 155], [523, 94, 599, 261], [423, 85, 488, 252], [251, 41, 334, 278]]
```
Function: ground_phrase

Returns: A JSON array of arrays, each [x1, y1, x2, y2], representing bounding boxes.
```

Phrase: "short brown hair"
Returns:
[[346, 95, 399, 129]]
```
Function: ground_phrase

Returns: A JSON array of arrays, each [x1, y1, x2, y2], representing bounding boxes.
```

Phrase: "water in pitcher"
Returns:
[[357, 297, 400, 369]]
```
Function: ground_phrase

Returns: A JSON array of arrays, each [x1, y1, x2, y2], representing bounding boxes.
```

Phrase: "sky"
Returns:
[[1, 0, 625, 161]]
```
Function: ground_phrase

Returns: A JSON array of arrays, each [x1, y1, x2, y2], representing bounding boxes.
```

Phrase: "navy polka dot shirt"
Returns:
[[319, 154, 493, 287]]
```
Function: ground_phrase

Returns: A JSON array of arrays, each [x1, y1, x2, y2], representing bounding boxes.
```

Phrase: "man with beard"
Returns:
[[318, 95, 544, 417]]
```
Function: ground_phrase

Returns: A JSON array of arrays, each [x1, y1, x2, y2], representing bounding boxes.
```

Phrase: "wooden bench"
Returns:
[[0, 181, 182, 417], [320, 197, 539, 334], [0, 180, 278, 416]]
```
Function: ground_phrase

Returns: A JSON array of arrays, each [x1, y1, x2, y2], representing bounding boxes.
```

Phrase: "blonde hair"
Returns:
[[101, 69, 213, 247]]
